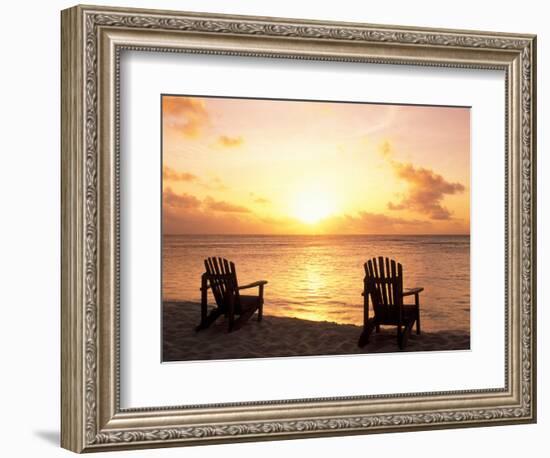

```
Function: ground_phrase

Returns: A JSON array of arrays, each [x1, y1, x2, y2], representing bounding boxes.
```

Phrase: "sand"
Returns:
[[162, 301, 470, 362]]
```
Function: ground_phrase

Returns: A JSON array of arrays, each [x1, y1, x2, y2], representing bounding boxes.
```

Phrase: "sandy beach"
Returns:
[[163, 301, 470, 362]]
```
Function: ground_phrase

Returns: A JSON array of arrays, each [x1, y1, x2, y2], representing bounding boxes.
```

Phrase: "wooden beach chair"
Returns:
[[358, 257, 423, 350], [196, 257, 268, 332]]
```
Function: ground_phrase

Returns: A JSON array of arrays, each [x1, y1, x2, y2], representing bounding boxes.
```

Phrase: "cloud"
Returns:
[[323, 211, 428, 234], [163, 205, 250, 234], [162, 188, 467, 235], [354, 211, 422, 228], [163, 187, 201, 209], [379, 139, 392, 157], [203, 177, 228, 191], [163, 191, 268, 234], [254, 197, 271, 205], [162, 167, 228, 192], [249, 192, 271, 205], [217, 135, 244, 148], [204, 196, 251, 213], [387, 163, 465, 219], [163, 96, 209, 138], [164, 189, 251, 214], [380, 142, 465, 220], [163, 166, 198, 182]]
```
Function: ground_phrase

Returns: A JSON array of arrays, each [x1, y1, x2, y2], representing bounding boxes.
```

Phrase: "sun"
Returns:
[[293, 189, 335, 224]]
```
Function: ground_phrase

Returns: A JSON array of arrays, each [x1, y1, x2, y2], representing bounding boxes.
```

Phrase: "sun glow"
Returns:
[[293, 189, 335, 224], [162, 96, 471, 235]]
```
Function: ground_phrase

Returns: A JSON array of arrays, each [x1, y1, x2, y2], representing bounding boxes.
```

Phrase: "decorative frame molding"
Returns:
[[61, 4, 536, 453]]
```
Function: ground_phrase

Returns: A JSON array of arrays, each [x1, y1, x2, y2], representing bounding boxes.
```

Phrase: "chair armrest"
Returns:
[[402, 287, 424, 296], [200, 272, 211, 291], [238, 280, 268, 290]]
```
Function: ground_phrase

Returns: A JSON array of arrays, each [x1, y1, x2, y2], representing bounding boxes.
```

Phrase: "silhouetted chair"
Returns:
[[358, 257, 423, 349], [196, 257, 268, 332]]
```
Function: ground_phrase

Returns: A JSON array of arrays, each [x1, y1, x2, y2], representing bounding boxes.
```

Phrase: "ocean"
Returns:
[[162, 234, 470, 333]]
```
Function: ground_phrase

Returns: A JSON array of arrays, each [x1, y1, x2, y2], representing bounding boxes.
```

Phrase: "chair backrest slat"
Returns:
[[378, 256, 388, 305], [204, 258, 222, 305], [371, 259, 382, 306], [385, 257, 392, 304], [204, 257, 240, 313], [215, 258, 227, 298], [364, 257, 403, 312], [397, 262, 403, 306], [389, 259, 396, 305]]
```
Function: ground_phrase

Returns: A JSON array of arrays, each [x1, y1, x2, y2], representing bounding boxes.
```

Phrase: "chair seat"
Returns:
[[375, 304, 418, 324], [238, 295, 262, 313], [199, 258, 266, 332]]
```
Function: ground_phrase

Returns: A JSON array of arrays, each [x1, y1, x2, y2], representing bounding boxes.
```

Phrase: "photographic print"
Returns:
[[161, 95, 471, 362]]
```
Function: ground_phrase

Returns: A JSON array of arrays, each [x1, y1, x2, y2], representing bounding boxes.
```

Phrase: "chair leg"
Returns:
[[397, 324, 403, 349], [358, 319, 376, 347], [227, 295, 235, 332], [415, 293, 421, 335], [258, 285, 264, 321], [400, 321, 413, 349], [198, 273, 209, 330], [257, 301, 263, 321], [195, 308, 222, 331]]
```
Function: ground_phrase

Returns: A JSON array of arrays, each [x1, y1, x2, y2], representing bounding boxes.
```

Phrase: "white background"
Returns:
[[121, 53, 505, 407], [0, 1, 546, 457]]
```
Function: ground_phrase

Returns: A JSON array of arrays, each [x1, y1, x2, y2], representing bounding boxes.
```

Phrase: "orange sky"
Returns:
[[162, 95, 470, 235]]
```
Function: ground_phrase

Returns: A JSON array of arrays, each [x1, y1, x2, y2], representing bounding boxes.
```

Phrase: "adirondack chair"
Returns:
[[196, 257, 268, 332], [358, 257, 423, 350]]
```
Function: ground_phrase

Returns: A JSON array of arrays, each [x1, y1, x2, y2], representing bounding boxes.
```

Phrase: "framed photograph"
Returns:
[[161, 95, 472, 361], [61, 4, 537, 453]]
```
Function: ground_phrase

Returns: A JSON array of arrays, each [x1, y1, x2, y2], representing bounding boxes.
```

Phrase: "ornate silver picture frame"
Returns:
[[61, 4, 536, 453]]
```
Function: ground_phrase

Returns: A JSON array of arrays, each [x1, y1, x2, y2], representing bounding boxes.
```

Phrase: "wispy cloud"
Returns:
[[254, 197, 271, 205], [323, 211, 428, 234], [204, 177, 228, 191], [164, 188, 251, 214], [249, 192, 271, 205], [162, 189, 466, 235], [163, 166, 228, 192], [163, 187, 201, 209], [163, 166, 198, 182], [163, 96, 209, 138], [204, 196, 251, 213], [380, 141, 465, 220], [163, 189, 263, 234], [217, 135, 244, 148]]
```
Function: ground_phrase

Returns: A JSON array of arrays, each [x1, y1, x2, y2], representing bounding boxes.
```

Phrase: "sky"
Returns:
[[162, 95, 470, 235]]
